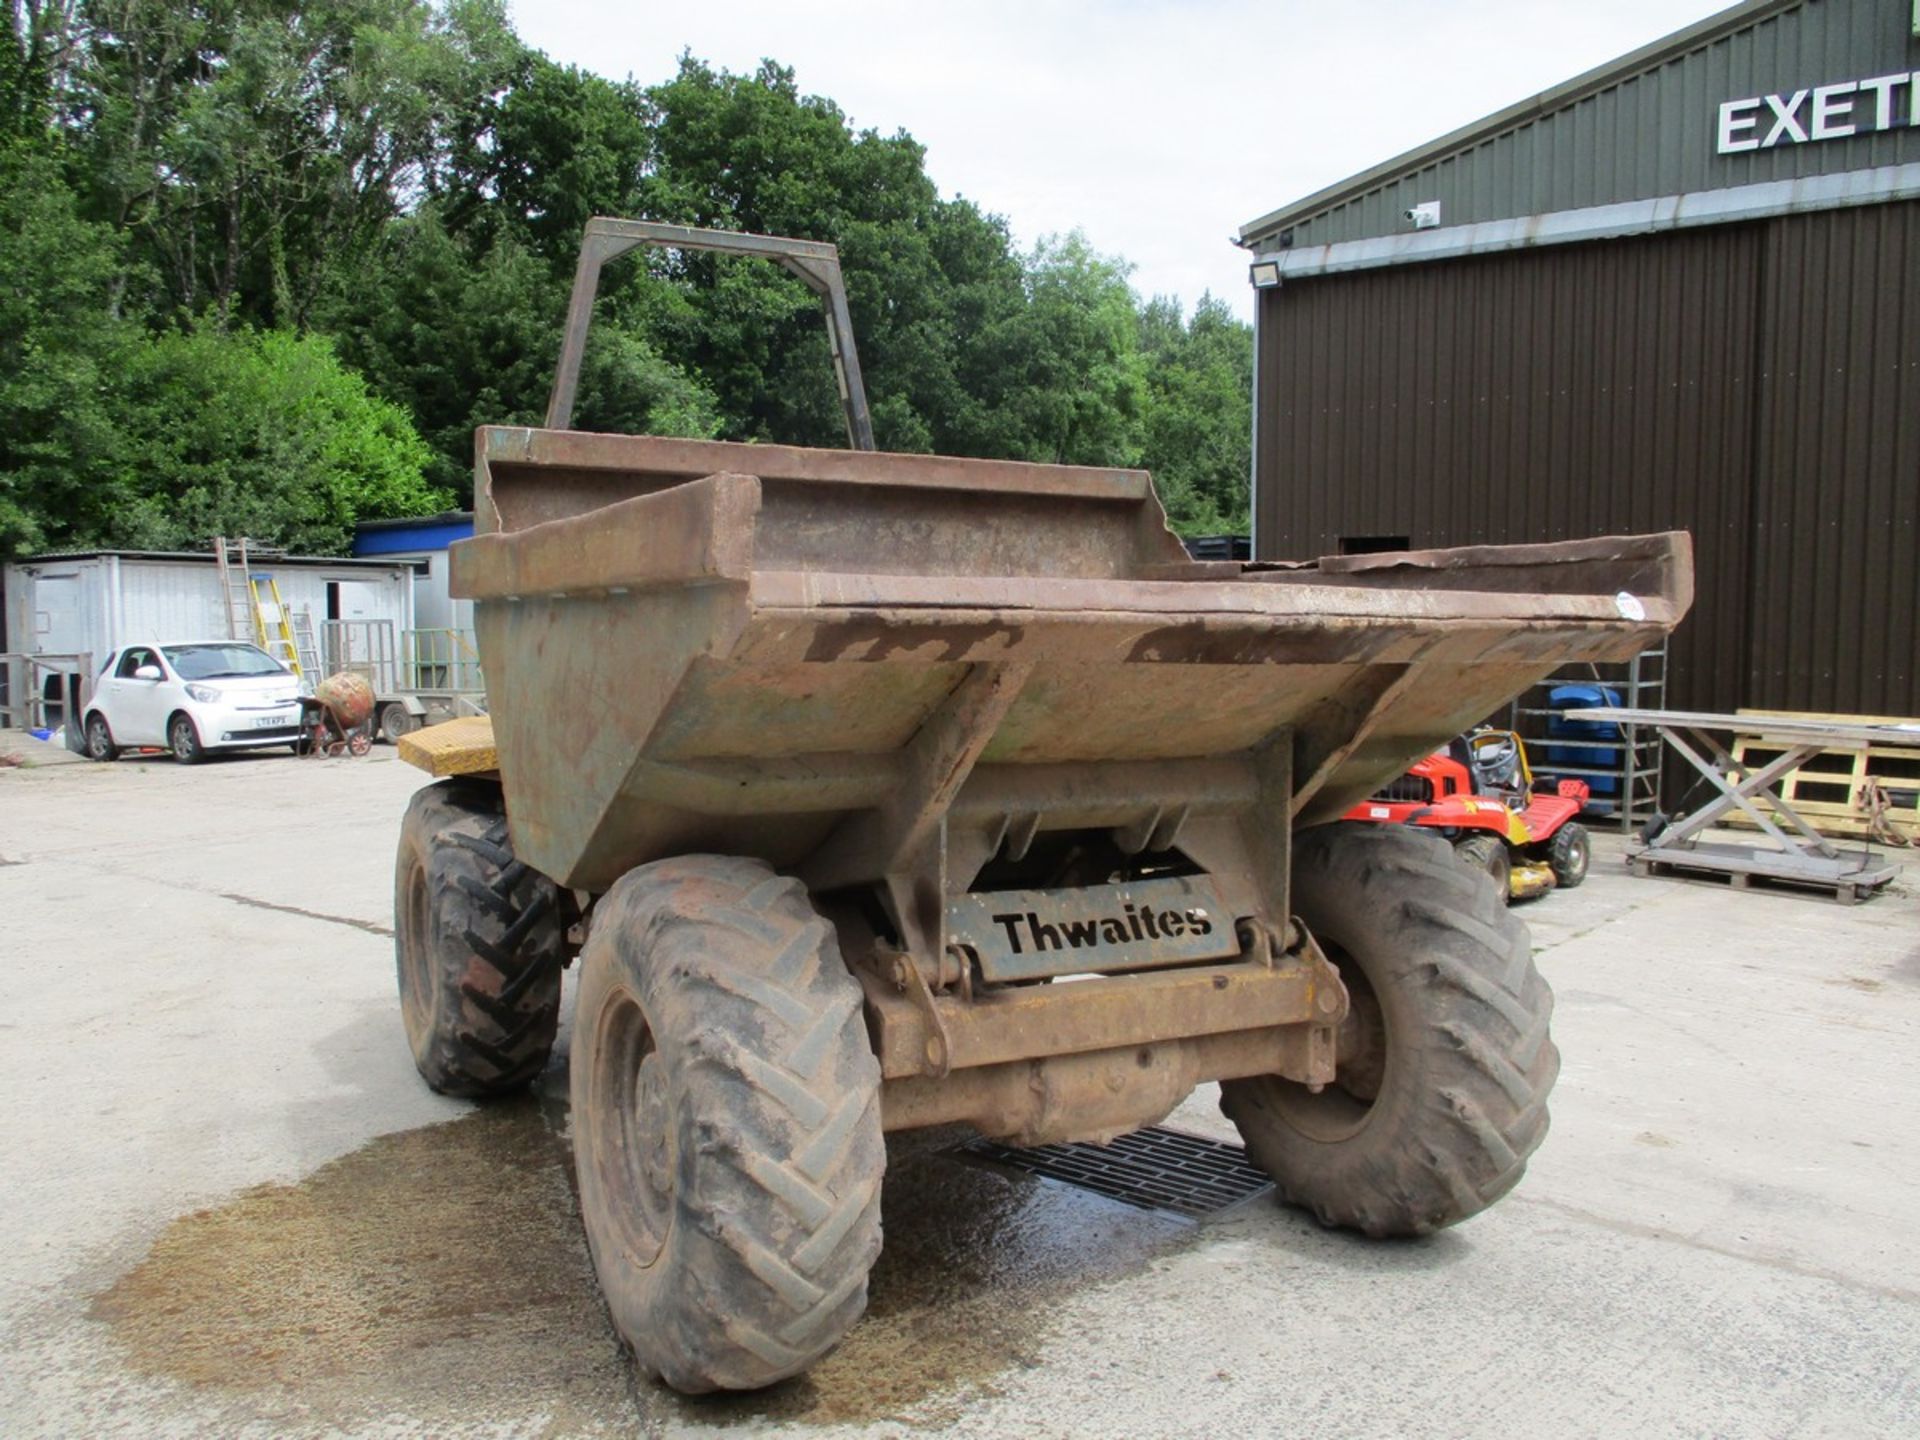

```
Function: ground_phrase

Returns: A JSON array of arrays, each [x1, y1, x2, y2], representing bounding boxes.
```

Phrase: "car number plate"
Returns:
[[254, 713, 292, 728], [947, 874, 1240, 983]]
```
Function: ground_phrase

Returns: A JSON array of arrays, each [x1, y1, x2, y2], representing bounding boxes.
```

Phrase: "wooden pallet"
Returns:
[[1724, 709, 1920, 842], [1626, 841, 1897, 906]]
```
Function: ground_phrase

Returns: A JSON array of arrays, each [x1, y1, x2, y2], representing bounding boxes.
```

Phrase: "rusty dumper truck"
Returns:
[[392, 220, 1692, 1394]]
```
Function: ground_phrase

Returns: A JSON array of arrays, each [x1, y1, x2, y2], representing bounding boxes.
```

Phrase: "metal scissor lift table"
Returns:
[[1567, 707, 1916, 904]]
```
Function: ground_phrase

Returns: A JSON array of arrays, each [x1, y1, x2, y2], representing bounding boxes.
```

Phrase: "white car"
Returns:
[[83, 641, 307, 764]]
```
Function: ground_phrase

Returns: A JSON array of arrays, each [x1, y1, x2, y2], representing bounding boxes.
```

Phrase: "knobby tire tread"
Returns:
[[572, 855, 884, 1393], [1222, 823, 1558, 1236], [395, 781, 564, 1098]]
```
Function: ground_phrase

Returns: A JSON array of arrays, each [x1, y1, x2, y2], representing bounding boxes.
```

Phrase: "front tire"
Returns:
[[394, 780, 565, 1096], [570, 855, 884, 1394], [84, 713, 119, 762], [1221, 823, 1557, 1236], [168, 712, 205, 765]]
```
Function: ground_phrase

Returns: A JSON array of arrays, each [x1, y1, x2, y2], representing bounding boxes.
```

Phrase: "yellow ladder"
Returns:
[[247, 571, 306, 678], [213, 537, 306, 679]]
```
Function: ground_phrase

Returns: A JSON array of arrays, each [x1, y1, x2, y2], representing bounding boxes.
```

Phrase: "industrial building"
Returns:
[[1242, 0, 1919, 717]]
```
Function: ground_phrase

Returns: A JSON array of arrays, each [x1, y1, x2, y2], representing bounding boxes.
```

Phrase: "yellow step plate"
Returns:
[[398, 715, 498, 777]]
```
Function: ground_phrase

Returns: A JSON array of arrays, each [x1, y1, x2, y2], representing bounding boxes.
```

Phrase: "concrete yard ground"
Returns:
[[1, 746, 1916, 1438]]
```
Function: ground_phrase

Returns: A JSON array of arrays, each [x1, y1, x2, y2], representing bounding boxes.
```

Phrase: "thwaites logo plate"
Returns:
[[948, 875, 1240, 984]]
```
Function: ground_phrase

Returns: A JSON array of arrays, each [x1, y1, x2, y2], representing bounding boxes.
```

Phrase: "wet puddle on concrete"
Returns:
[[90, 1102, 1203, 1431], [88, 1097, 632, 1430]]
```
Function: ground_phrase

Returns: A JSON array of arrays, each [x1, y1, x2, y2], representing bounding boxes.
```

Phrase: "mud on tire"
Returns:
[[1221, 823, 1558, 1237], [569, 855, 885, 1394], [394, 780, 565, 1097]]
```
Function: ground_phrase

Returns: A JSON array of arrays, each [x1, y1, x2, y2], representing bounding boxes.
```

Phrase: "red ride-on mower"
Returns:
[[1343, 728, 1592, 903]]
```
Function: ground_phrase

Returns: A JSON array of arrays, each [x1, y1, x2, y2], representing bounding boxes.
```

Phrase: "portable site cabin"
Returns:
[[0, 549, 415, 728], [352, 511, 475, 634]]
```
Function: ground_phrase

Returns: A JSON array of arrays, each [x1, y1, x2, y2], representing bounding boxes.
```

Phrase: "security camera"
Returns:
[[1406, 201, 1442, 230]]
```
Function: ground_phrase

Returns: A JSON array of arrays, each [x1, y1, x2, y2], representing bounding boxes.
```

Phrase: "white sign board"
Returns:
[[1718, 72, 1919, 153]]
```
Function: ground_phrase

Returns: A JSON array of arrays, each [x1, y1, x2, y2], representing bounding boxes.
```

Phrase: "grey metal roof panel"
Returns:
[[352, 509, 474, 533], [1242, 0, 1919, 250], [13, 550, 416, 569]]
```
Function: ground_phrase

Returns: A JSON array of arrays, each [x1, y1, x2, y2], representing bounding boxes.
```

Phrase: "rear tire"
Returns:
[[394, 780, 565, 1097], [1453, 832, 1511, 905], [380, 701, 416, 743], [1548, 822, 1590, 888], [1221, 823, 1557, 1236], [570, 855, 884, 1393]]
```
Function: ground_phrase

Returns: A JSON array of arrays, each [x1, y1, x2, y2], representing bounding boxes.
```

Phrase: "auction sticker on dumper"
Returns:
[[948, 875, 1240, 984]]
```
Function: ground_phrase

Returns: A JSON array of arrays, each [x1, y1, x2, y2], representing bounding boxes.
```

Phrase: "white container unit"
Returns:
[[2, 551, 415, 721]]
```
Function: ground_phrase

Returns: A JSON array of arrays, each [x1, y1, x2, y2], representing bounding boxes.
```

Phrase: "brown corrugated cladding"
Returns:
[[1750, 200, 1920, 713], [1255, 198, 1920, 717], [1257, 223, 1761, 714]]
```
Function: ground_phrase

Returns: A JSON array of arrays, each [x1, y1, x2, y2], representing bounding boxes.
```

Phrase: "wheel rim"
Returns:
[[1566, 834, 1589, 881], [88, 718, 109, 757], [589, 987, 674, 1268], [398, 860, 433, 1044], [1266, 947, 1389, 1144], [171, 719, 192, 760]]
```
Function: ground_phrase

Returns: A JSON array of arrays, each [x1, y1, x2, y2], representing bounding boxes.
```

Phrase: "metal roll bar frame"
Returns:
[[545, 217, 876, 451]]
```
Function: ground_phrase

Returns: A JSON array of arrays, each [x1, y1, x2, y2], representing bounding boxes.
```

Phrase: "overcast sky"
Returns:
[[509, 1, 1734, 321]]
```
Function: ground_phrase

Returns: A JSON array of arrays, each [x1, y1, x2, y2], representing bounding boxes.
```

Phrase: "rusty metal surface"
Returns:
[[878, 1024, 1338, 1146], [854, 943, 1344, 1083], [313, 672, 375, 730], [453, 472, 756, 599], [451, 426, 1690, 899]]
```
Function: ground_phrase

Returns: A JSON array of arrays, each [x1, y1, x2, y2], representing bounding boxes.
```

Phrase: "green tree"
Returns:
[[997, 232, 1147, 467], [2, 17, 1263, 556], [1138, 293, 1252, 534], [321, 208, 719, 497], [1, 1, 73, 143], [69, 0, 518, 327], [0, 140, 136, 556], [446, 50, 648, 267], [108, 325, 450, 552], [633, 57, 1159, 467]]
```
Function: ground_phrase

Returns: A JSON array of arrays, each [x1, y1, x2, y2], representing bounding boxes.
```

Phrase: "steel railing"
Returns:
[[320, 621, 486, 698], [0, 652, 95, 733]]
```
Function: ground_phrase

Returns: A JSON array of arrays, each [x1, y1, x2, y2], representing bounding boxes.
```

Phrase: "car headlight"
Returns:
[[298, 677, 315, 698], [185, 684, 222, 703]]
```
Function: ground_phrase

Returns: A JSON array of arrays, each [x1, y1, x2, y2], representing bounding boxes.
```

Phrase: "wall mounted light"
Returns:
[[1249, 259, 1283, 288]]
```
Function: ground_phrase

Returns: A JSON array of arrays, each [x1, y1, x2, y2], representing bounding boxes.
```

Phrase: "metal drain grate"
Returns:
[[960, 1126, 1274, 1218]]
